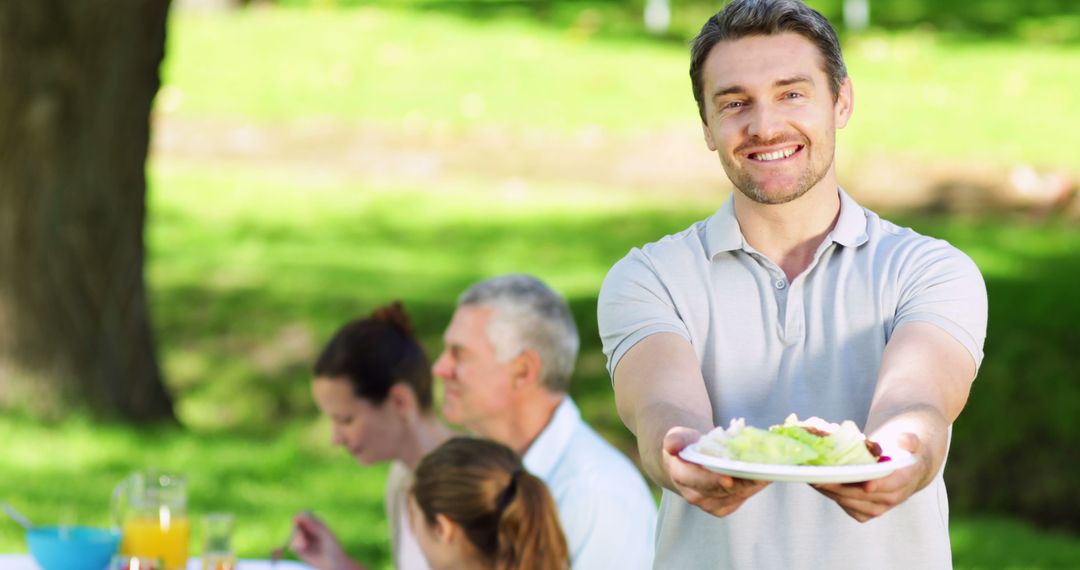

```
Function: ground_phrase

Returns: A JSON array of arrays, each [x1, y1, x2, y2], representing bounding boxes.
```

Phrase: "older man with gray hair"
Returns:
[[433, 274, 657, 570]]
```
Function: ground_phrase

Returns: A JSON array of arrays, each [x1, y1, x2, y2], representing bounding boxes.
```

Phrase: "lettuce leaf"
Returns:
[[721, 426, 819, 464], [768, 425, 834, 465], [820, 421, 877, 465]]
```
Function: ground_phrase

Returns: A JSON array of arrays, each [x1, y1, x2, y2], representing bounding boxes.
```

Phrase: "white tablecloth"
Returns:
[[0, 555, 311, 570]]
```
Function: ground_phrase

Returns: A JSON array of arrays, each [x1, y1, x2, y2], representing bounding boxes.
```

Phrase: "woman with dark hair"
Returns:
[[409, 437, 569, 570], [290, 302, 454, 570]]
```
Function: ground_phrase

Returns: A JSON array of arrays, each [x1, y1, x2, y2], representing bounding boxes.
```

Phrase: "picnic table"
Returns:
[[0, 556, 312, 570]]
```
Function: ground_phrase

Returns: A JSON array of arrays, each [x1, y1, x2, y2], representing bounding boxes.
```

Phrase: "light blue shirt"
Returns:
[[524, 397, 657, 570]]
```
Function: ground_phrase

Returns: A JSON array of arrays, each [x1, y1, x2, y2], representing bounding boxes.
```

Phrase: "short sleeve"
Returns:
[[893, 241, 988, 370], [598, 248, 691, 379]]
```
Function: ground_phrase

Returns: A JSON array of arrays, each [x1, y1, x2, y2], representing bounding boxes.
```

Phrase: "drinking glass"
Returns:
[[110, 555, 164, 570], [201, 513, 236, 570], [113, 470, 189, 570]]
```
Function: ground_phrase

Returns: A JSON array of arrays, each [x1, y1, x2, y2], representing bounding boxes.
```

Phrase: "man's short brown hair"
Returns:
[[690, 0, 848, 122]]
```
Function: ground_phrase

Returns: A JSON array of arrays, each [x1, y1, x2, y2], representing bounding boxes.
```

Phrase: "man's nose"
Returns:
[[330, 427, 346, 446], [432, 352, 452, 380], [746, 102, 784, 141]]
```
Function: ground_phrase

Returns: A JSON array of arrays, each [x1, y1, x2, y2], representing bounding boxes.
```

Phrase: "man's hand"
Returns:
[[290, 512, 367, 570], [812, 432, 928, 523], [663, 426, 770, 517]]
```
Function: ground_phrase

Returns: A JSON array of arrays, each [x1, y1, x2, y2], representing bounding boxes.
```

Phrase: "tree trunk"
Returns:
[[0, 0, 177, 423]]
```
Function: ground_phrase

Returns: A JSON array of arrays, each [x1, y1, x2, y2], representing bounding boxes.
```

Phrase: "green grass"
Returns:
[[3, 160, 1077, 565], [3, 415, 1079, 569], [160, 7, 1080, 170], [3, 5, 1078, 567], [0, 415, 390, 568], [841, 33, 1080, 167], [951, 517, 1080, 569], [145, 158, 703, 432], [160, 8, 687, 134]]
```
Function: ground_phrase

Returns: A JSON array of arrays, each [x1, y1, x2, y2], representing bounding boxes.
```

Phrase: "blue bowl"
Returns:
[[26, 526, 122, 570]]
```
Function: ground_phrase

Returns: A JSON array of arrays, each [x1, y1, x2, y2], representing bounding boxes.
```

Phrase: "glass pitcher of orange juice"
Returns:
[[112, 470, 190, 570]]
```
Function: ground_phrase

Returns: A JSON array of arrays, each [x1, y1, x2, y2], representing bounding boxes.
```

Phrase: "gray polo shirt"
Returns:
[[598, 189, 987, 570]]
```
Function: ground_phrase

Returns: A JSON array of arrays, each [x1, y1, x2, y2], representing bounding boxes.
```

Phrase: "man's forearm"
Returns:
[[613, 333, 716, 491], [865, 323, 976, 491], [632, 400, 715, 491]]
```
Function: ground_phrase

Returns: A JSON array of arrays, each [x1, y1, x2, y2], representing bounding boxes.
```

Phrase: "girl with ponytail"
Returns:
[[290, 301, 455, 570], [410, 437, 570, 570]]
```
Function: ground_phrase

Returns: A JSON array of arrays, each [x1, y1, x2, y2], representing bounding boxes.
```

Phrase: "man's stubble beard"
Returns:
[[721, 137, 836, 205]]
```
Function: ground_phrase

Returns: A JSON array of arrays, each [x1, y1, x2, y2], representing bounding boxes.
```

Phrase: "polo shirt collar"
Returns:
[[704, 187, 868, 258], [704, 196, 744, 257], [831, 187, 869, 248], [523, 396, 578, 479]]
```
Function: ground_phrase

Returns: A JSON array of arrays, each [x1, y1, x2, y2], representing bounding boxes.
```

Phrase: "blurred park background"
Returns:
[[1, 0, 1078, 567]]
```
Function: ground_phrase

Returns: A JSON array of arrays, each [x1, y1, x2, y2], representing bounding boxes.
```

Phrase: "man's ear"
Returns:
[[834, 77, 854, 129], [387, 382, 418, 415], [510, 349, 543, 390], [702, 121, 718, 151]]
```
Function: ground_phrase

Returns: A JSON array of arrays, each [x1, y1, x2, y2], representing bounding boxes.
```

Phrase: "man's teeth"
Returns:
[[752, 147, 798, 161]]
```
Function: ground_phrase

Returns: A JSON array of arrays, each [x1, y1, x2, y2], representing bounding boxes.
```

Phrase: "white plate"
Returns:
[[679, 443, 916, 483]]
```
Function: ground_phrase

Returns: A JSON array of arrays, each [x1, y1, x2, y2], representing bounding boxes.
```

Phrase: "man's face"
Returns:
[[699, 33, 852, 205], [311, 377, 405, 465], [431, 305, 517, 434]]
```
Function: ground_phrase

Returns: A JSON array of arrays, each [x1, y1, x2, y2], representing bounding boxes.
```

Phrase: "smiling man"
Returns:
[[598, 1, 988, 568], [432, 274, 657, 570]]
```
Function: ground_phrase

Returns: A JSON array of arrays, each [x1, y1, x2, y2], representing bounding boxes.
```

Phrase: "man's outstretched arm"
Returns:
[[614, 332, 769, 517], [813, 321, 977, 522]]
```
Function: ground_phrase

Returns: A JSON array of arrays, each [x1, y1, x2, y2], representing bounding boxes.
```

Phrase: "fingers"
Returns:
[[814, 479, 905, 503], [814, 480, 872, 497], [672, 467, 770, 517], [292, 512, 330, 552], [290, 531, 308, 553], [813, 473, 912, 523], [662, 426, 742, 491], [663, 426, 732, 493], [690, 478, 770, 517], [295, 511, 322, 526], [813, 488, 894, 522], [291, 521, 314, 552], [724, 478, 770, 501], [668, 455, 733, 491], [897, 432, 920, 454], [661, 426, 772, 518], [662, 426, 702, 455], [295, 512, 330, 535]]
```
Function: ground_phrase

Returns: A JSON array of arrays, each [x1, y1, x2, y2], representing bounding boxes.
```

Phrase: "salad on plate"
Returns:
[[679, 414, 913, 483], [694, 414, 886, 466]]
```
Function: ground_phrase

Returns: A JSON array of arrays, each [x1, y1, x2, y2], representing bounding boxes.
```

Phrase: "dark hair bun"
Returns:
[[315, 300, 432, 410], [372, 301, 415, 337]]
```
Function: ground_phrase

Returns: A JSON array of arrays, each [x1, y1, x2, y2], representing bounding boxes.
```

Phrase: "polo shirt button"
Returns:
[[775, 279, 787, 289]]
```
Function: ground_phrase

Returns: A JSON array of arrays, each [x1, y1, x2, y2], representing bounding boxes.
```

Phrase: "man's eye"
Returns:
[[725, 101, 745, 109], [784, 91, 804, 99]]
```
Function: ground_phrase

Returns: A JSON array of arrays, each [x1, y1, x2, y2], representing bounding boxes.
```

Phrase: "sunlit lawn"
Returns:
[[161, 7, 1080, 170], [0, 416, 392, 568], [2, 5, 1078, 568]]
